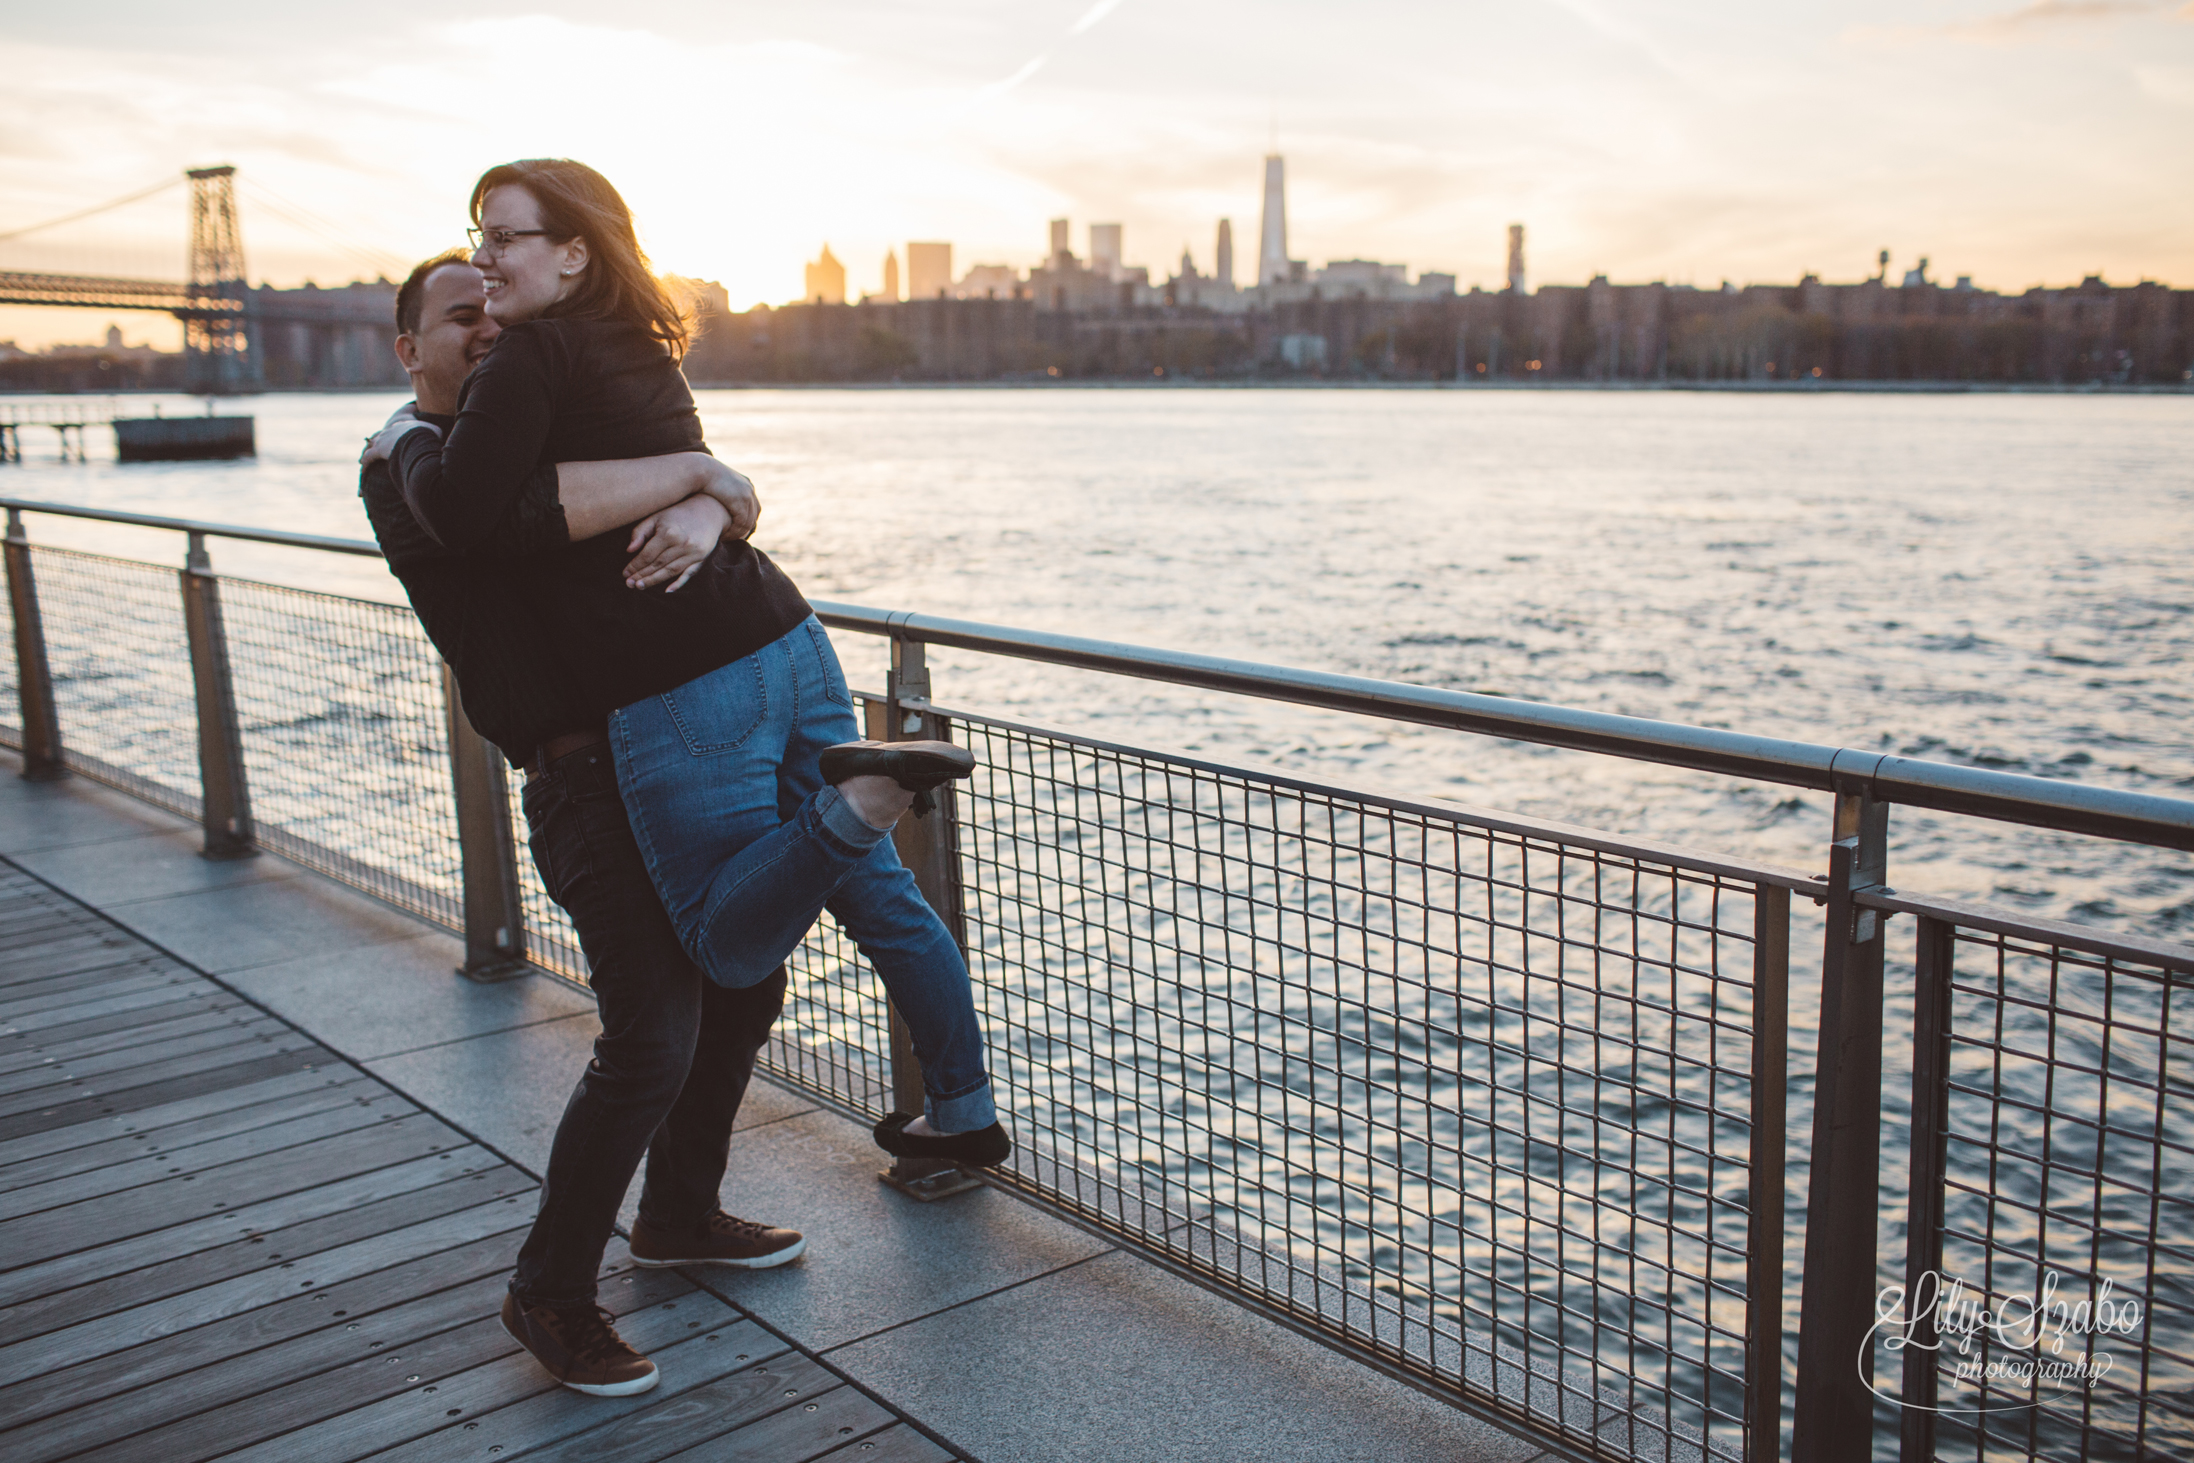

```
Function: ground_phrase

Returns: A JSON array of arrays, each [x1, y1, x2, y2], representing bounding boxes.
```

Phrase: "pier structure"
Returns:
[[0, 496, 2189, 1461], [0, 400, 120, 464]]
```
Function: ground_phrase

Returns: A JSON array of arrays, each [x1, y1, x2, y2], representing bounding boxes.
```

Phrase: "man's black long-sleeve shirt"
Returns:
[[359, 417, 588, 765], [388, 318, 809, 723]]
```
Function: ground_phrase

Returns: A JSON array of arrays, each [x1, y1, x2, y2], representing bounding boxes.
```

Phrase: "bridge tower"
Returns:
[[184, 166, 258, 393]]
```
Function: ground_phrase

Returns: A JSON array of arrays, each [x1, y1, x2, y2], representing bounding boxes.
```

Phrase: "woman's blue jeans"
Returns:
[[608, 616, 996, 1132]]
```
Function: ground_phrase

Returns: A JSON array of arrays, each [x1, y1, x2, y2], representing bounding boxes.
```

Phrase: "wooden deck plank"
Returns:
[[0, 1225, 535, 1430], [0, 1015, 287, 1098], [0, 1045, 332, 1142], [0, 1147, 514, 1308], [0, 1113, 473, 1270], [0, 1163, 528, 1340], [0, 1066, 360, 1171], [0, 968, 185, 1016], [0, 1012, 286, 1092], [0, 1184, 531, 1382], [0, 857, 967, 1463], [812, 1424, 956, 1463], [0, 930, 153, 982], [379, 1329, 805, 1463], [204, 1290, 748, 1463], [0, 1071, 380, 1187], [0, 1027, 324, 1120], [0, 963, 187, 1021], [0, 1087, 416, 1222], [654, 1376, 897, 1463], [0, 997, 258, 1074], [71, 1270, 699, 1463]]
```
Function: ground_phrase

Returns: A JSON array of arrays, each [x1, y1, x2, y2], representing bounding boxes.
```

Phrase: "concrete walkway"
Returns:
[[0, 753, 1555, 1463]]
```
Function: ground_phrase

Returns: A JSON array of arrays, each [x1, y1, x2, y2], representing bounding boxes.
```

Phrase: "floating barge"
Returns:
[[113, 413, 256, 461]]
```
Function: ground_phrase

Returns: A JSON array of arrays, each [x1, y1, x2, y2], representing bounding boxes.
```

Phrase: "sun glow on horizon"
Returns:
[[0, 0, 2188, 351]]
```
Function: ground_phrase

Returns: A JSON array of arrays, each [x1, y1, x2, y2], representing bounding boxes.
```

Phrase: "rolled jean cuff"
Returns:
[[928, 1076, 997, 1133], [815, 785, 894, 856]]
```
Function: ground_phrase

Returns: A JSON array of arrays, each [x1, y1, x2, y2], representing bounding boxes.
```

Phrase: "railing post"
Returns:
[[1793, 785, 1891, 1461], [1748, 882, 1791, 1463], [1897, 915, 1956, 1462], [178, 531, 255, 859], [441, 663, 527, 981], [873, 632, 981, 1201], [5, 508, 65, 780]]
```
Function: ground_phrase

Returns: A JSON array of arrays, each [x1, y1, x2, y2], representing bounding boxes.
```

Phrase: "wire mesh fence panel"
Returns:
[[34, 547, 200, 818], [216, 575, 462, 927], [1909, 923, 2193, 1463], [771, 905, 894, 1119], [508, 771, 586, 984], [941, 713, 1779, 1460]]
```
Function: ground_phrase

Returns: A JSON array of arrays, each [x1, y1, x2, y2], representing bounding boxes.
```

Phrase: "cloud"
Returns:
[[2134, 60, 2194, 101], [1946, 0, 2174, 38], [1071, 0, 1128, 36]]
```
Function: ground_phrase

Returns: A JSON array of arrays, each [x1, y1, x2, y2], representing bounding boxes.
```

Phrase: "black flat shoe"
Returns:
[[819, 740, 975, 817], [872, 1111, 1012, 1168]]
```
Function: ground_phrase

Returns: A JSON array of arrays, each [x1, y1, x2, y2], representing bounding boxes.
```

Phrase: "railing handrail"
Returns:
[[5, 492, 2189, 853], [0, 496, 384, 557], [813, 603, 2194, 853]]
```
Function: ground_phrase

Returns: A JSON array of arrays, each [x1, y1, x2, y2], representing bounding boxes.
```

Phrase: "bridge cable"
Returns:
[[241, 180, 409, 281], [0, 176, 183, 245]]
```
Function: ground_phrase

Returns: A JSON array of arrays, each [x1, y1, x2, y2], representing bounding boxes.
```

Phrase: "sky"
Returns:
[[0, 0, 2189, 349]]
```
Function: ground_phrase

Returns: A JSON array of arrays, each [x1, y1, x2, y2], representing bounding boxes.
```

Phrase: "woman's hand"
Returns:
[[623, 495, 733, 592], [693, 460, 760, 540], [361, 403, 440, 466]]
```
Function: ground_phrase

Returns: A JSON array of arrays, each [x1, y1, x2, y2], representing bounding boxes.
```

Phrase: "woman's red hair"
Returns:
[[471, 159, 690, 359]]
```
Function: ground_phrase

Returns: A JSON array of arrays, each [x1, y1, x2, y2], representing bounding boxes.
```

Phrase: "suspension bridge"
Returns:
[[0, 167, 402, 393]]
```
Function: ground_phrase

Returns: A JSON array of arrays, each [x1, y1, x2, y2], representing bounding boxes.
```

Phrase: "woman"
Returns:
[[368, 159, 1002, 1167]]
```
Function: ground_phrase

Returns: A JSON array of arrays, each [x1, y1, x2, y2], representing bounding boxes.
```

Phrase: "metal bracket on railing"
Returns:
[[4, 508, 64, 780], [179, 531, 256, 859], [441, 664, 527, 982], [866, 680, 982, 1203], [1792, 785, 1891, 1460], [886, 629, 931, 739]]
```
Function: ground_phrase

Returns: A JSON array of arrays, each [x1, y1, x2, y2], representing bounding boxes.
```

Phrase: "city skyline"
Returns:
[[1, 1, 2190, 349]]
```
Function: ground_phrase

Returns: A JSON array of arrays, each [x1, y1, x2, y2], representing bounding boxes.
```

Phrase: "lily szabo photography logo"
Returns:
[[1865, 1268, 2144, 1411]]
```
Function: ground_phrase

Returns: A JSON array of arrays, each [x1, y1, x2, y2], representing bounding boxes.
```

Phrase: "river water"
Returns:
[[8, 386, 2192, 1452], [10, 386, 2190, 931]]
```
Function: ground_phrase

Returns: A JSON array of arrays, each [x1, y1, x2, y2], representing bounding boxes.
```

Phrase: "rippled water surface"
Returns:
[[12, 386, 2190, 928], [10, 386, 2191, 1453]]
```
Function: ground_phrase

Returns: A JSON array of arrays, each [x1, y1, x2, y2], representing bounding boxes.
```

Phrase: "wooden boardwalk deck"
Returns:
[[0, 857, 961, 1463]]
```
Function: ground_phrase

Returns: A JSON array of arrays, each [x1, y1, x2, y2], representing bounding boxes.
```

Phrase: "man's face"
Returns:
[[396, 263, 498, 411]]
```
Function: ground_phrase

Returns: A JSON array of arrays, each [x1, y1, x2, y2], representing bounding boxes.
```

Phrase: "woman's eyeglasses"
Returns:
[[466, 227, 550, 255]]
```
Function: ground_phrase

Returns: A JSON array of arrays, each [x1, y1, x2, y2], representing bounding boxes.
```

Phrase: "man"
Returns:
[[362, 250, 802, 1398]]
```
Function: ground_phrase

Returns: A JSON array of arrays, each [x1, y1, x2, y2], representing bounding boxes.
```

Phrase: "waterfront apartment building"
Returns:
[[907, 242, 953, 301], [803, 245, 846, 305]]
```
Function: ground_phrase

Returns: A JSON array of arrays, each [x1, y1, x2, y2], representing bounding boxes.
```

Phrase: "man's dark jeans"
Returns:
[[510, 743, 786, 1308]]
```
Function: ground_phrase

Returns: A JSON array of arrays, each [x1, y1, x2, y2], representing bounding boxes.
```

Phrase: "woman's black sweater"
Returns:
[[390, 317, 810, 750]]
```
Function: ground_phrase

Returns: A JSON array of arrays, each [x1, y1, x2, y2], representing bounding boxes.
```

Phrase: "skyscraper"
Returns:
[[804, 244, 845, 305], [1215, 219, 1234, 289], [907, 242, 953, 300], [1049, 218, 1071, 264], [1258, 156, 1288, 287], [1506, 224, 1527, 295], [1090, 223, 1123, 281], [881, 249, 900, 302]]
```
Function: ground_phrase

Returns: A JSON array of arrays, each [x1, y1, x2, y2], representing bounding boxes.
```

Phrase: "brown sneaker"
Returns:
[[499, 1291, 660, 1396], [628, 1209, 807, 1269]]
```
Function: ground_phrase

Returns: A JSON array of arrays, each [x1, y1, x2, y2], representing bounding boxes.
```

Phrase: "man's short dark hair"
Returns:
[[395, 249, 475, 335]]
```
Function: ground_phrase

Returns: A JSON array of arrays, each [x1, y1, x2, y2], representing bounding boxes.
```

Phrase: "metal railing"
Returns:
[[4, 494, 2190, 1463]]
